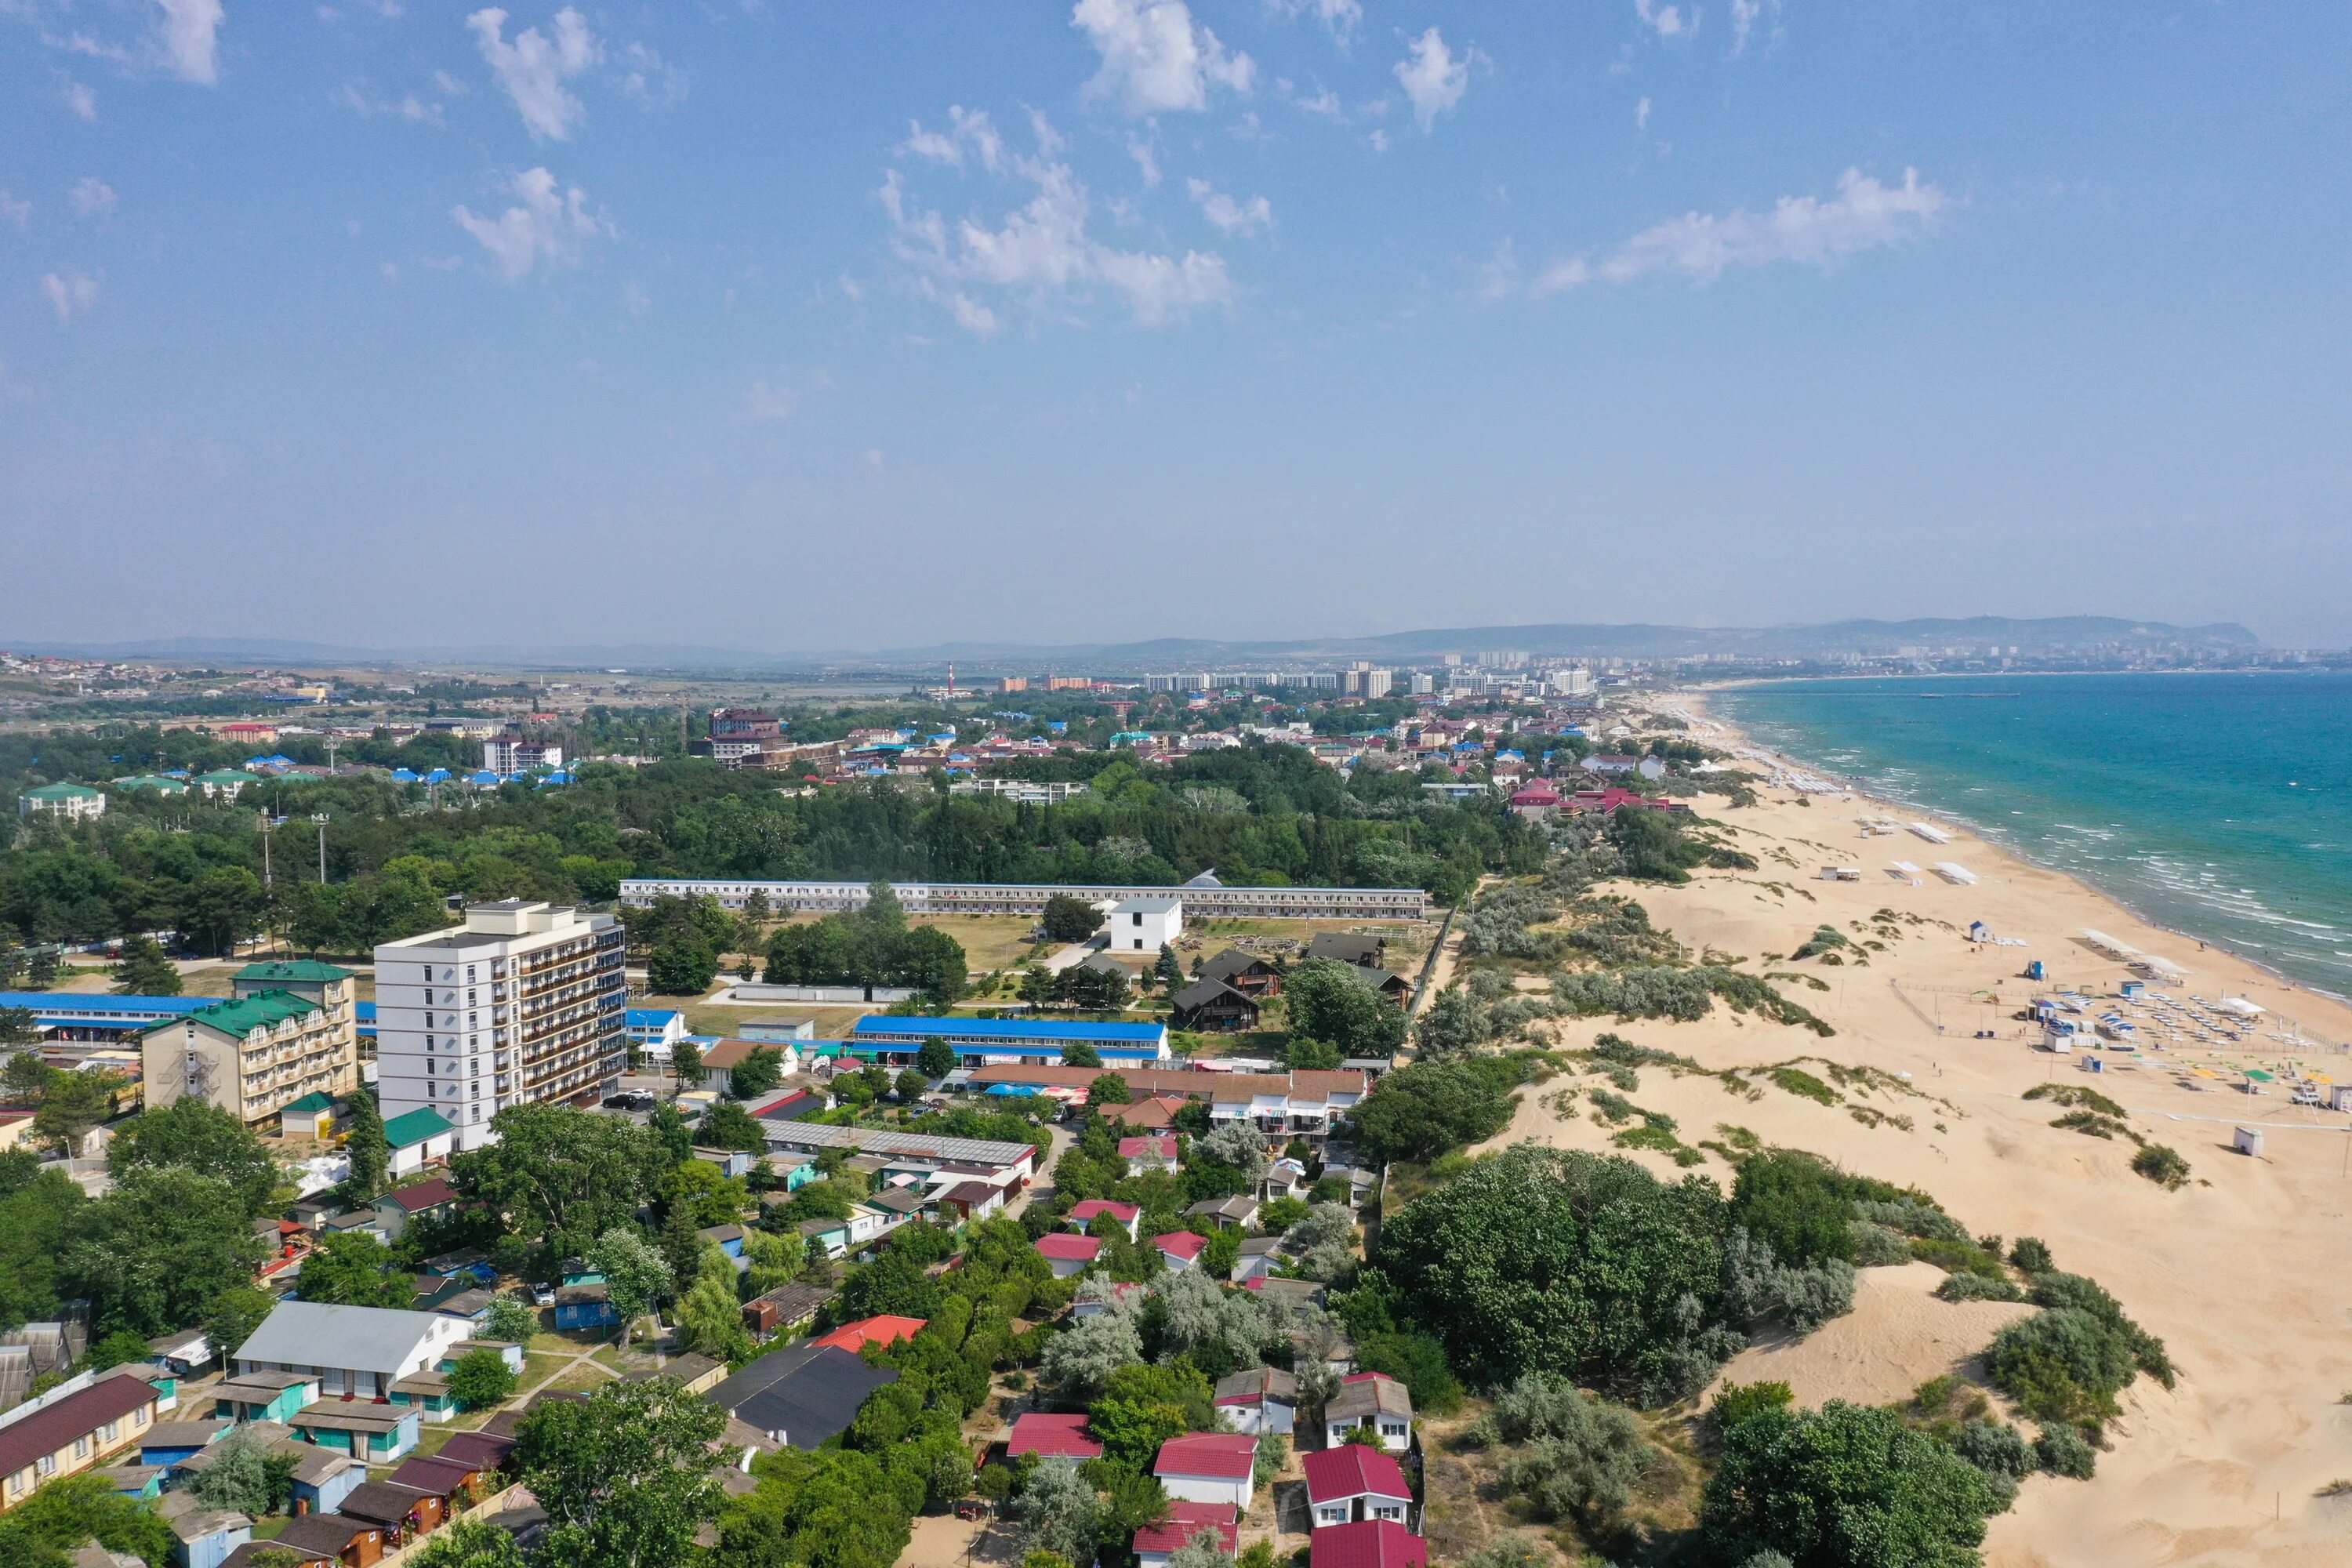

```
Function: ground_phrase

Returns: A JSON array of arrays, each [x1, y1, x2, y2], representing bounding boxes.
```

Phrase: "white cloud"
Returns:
[[1126, 135, 1160, 188], [1635, 96, 1651, 131], [156, 0, 225, 84], [1073, 0, 1254, 117], [466, 6, 598, 142], [1291, 85, 1344, 119], [62, 78, 97, 120], [900, 106, 1004, 172], [1730, 0, 1777, 55], [881, 118, 1233, 332], [1186, 177, 1271, 236], [449, 166, 605, 279], [618, 41, 684, 103], [863, 449, 886, 474], [742, 379, 796, 422], [1266, 0, 1359, 42], [70, 176, 115, 216], [42, 267, 99, 324], [1394, 27, 1473, 133], [0, 191, 29, 228], [1634, 0, 1693, 39], [336, 84, 443, 123], [1528, 167, 1946, 296]]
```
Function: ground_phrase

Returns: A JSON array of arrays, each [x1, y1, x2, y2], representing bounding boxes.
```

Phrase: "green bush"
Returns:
[[1850, 1222, 1913, 1267], [1731, 1149, 1860, 1266], [1768, 1066, 1838, 1105], [2034, 1424, 2097, 1479], [1984, 1309, 2139, 1424], [1710, 1381, 1794, 1430], [2132, 1143, 2191, 1190], [2008, 1237, 2053, 1274], [1935, 1272, 2023, 1304], [2027, 1272, 2173, 1387], [1483, 1373, 1654, 1531], [1700, 1402, 2001, 1567], [1954, 1420, 2036, 1480]]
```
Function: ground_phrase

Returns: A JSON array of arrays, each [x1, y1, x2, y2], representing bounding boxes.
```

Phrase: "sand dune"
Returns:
[[1484, 698, 2352, 1566]]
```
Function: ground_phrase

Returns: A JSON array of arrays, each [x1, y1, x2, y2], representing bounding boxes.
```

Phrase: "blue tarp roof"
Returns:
[[852, 1015, 1167, 1043], [390, 769, 419, 782], [986, 1083, 1042, 1097], [626, 1008, 683, 1027], [0, 992, 209, 1023]]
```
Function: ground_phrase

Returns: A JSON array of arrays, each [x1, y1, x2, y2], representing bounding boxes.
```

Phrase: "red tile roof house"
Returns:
[[1152, 1232, 1208, 1272], [0, 1373, 162, 1511], [1133, 1501, 1240, 1568], [1033, 1232, 1103, 1279], [811, 1316, 925, 1355], [1152, 1432, 1260, 1511], [1119, 1134, 1179, 1175], [1304, 1445, 1412, 1529], [1004, 1413, 1102, 1463], [1311, 1519, 1428, 1568], [1065, 1200, 1142, 1240]]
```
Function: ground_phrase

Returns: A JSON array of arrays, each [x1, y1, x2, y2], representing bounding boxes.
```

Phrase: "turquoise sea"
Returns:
[[1709, 673, 2352, 996]]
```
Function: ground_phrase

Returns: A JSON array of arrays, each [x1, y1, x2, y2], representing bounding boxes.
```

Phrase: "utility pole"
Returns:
[[259, 808, 272, 888], [313, 815, 330, 884]]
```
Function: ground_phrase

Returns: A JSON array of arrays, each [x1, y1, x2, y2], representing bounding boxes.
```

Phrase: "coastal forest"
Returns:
[[0, 727, 1543, 957]]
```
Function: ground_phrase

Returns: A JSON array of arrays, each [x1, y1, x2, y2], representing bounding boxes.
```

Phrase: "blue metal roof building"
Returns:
[[0, 991, 212, 1040], [851, 1014, 1168, 1065]]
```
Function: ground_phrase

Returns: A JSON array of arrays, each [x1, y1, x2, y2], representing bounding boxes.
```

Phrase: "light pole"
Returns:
[[312, 815, 330, 884]]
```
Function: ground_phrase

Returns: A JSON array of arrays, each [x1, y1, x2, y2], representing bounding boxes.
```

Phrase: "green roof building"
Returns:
[[140, 987, 358, 1131], [383, 1108, 459, 1178], [112, 775, 191, 796], [19, 781, 106, 821]]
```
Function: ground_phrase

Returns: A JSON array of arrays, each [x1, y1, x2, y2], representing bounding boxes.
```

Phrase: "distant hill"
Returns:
[[2, 615, 2260, 673]]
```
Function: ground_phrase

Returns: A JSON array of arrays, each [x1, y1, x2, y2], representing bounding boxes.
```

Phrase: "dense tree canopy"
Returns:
[[1700, 1401, 2001, 1567], [1377, 1144, 1741, 1402]]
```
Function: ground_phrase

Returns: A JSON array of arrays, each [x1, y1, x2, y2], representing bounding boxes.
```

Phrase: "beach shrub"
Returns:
[[2034, 1424, 2097, 1479], [1700, 1402, 2001, 1568], [1720, 1227, 1857, 1334], [1731, 1150, 1861, 1265], [1484, 1373, 1654, 1530], [2023, 1083, 2126, 1117], [1565, 899, 1690, 968], [1711, 1381, 1794, 1431], [2050, 1110, 2134, 1141], [1984, 1309, 2139, 1425], [1850, 1222, 1913, 1267], [1791, 925, 1850, 960], [1955, 1420, 2037, 1481], [2027, 1272, 2174, 1387], [2008, 1237, 2053, 1274], [1377, 1144, 1741, 1401], [1456, 1538, 1555, 1568], [1767, 1066, 1838, 1105], [1851, 1196, 1970, 1247], [2132, 1143, 2191, 1190], [1935, 1272, 2023, 1304]]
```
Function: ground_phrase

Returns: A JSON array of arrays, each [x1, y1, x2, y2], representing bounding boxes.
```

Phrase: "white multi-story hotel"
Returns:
[[372, 901, 629, 1151]]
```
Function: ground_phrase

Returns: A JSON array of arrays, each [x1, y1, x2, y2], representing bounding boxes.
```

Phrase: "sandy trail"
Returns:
[[1483, 698, 2352, 1567]]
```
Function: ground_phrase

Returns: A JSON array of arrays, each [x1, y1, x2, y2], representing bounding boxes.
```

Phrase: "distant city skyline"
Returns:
[[4, 2, 2347, 648]]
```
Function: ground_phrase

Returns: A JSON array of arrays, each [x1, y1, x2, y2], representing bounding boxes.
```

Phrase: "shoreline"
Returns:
[[1678, 682, 2352, 1019]]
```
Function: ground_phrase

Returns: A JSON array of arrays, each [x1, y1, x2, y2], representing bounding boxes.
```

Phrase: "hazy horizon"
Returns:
[[5, 2, 2347, 647]]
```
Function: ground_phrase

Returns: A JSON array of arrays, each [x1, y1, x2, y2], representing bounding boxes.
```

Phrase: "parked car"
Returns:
[[532, 1284, 556, 1306]]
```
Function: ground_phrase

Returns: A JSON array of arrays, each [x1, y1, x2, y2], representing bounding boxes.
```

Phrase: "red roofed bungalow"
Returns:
[[1152, 1432, 1260, 1510], [1034, 1232, 1103, 1279], [1065, 1200, 1142, 1240], [811, 1315, 925, 1353], [1506, 779, 1563, 820], [1004, 1412, 1103, 1462], [1119, 1134, 1179, 1174], [1310, 1520, 1427, 1568], [1303, 1445, 1412, 1528], [1132, 1501, 1239, 1568], [1153, 1231, 1208, 1272], [1565, 787, 1686, 816]]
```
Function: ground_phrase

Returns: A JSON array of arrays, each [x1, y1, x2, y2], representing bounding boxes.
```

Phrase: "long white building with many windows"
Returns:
[[372, 901, 629, 1150], [618, 876, 1428, 921]]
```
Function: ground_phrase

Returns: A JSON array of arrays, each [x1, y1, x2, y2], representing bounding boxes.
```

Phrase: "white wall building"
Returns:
[[234, 1302, 471, 1402], [373, 901, 629, 1152], [481, 735, 563, 775], [1108, 895, 1182, 953]]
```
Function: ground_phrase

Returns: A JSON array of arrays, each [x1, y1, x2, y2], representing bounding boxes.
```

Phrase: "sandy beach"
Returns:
[[1486, 691, 2352, 1567]]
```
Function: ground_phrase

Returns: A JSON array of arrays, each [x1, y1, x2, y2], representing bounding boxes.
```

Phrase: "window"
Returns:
[[35, 1455, 55, 1477], [99, 1421, 118, 1442], [74, 1436, 89, 1458]]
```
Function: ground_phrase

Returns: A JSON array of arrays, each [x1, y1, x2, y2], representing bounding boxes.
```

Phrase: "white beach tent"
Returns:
[[1907, 822, 1955, 844], [1933, 862, 1979, 886]]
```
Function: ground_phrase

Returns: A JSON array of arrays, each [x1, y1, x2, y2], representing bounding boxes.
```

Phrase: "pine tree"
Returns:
[[111, 935, 180, 996], [343, 1088, 387, 1200]]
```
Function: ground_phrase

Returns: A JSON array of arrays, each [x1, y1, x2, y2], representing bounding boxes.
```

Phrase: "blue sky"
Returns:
[[5, 1, 2349, 652]]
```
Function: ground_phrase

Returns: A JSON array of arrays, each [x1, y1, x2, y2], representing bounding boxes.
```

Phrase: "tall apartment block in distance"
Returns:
[[373, 900, 628, 1150]]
